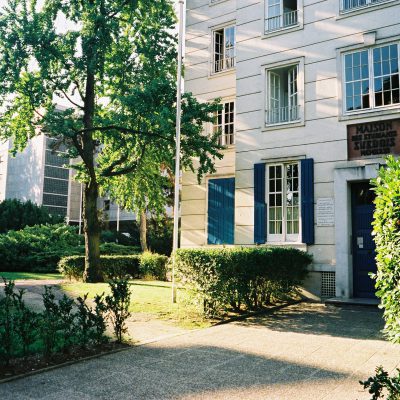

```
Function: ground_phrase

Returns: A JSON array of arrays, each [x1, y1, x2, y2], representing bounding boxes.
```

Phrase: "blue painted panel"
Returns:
[[301, 159, 314, 245], [207, 178, 235, 245], [254, 163, 266, 244]]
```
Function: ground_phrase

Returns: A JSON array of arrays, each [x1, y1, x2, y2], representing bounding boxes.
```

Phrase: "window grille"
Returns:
[[321, 272, 336, 298]]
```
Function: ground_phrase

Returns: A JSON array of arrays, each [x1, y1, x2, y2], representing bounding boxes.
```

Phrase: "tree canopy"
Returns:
[[0, 0, 223, 281]]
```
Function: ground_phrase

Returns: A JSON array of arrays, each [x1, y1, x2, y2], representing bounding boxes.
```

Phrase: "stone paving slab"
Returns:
[[1, 302, 399, 400]]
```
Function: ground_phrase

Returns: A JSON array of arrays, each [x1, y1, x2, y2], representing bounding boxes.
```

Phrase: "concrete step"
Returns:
[[325, 297, 380, 307]]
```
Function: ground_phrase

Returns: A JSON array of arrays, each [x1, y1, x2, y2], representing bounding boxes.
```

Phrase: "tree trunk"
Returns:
[[139, 210, 148, 252], [82, 180, 103, 282]]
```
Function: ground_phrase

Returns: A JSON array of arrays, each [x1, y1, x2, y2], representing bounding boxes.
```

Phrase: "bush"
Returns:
[[0, 224, 82, 272], [371, 155, 400, 343], [100, 243, 141, 255], [139, 252, 169, 280], [174, 247, 311, 317], [59, 252, 168, 281], [58, 255, 141, 281], [0, 199, 64, 233], [0, 278, 127, 365], [105, 279, 131, 343], [360, 366, 400, 400]]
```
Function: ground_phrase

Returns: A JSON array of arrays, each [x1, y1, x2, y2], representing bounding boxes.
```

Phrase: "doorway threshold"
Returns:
[[325, 297, 379, 307]]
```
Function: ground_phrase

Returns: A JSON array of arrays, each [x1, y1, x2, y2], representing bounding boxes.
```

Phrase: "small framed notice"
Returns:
[[316, 198, 335, 227]]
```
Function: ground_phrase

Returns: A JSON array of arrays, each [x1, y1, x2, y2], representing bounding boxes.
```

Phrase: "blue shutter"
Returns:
[[254, 163, 266, 244], [208, 178, 235, 245], [301, 158, 314, 245]]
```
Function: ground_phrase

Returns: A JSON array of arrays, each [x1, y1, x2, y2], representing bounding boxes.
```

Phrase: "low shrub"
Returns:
[[0, 277, 129, 365], [139, 252, 169, 280], [58, 255, 141, 281], [100, 243, 141, 255], [59, 252, 168, 281], [175, 247, 312, 317], [0, 224, 82, 272], [105, 279, 131, 343]]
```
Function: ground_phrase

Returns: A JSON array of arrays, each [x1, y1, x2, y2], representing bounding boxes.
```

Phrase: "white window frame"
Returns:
[[342, 42, 400, 115], [213, 100, 235, 146], [211, 25, 236, 74], [266, 64, 300, 126], [266, 162, 301, 243], [265, 0, 300, 33], [340, 0, 395, 13]]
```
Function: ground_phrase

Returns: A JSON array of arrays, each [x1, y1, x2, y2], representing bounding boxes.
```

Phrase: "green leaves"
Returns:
[[372, 156, 400, 343]]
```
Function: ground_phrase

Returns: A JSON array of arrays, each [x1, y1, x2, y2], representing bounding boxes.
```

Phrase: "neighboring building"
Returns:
[[0, 134, 136, 226], [0, 134, 70, 217], [182, 0, 400, 299]]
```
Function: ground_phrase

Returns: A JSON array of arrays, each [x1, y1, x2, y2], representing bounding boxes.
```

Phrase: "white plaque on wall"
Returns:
[[316, 198, 335, 227]]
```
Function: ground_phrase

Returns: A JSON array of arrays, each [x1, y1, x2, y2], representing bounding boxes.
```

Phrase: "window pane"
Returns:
[[373, 45, 400, 107]]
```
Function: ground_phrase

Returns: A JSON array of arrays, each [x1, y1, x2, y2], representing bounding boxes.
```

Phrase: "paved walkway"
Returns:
[[1, 303, 399, 400]]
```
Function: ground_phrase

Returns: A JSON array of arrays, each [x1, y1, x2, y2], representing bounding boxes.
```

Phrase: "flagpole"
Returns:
[[172, 0, 184, 303]]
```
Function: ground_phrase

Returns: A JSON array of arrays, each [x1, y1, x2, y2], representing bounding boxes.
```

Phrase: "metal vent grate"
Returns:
[[321, 272, 336, 298]]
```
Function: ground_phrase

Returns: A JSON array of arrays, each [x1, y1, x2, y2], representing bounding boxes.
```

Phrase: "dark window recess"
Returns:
[[43, 206, 67, 217], [42, 193, 68, 207], [104, 199, 110, 211], [45, 150, 68, 167], [44, 166, 69, 180], [43, 178, 69, 195]]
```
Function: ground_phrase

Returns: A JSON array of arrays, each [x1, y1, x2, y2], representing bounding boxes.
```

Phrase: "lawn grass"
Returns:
[[0, 272, 63, 281], [60, 279, 212, 329]]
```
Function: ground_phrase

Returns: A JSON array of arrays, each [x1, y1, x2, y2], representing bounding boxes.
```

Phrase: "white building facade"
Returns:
[[182, 0, 400, 299]]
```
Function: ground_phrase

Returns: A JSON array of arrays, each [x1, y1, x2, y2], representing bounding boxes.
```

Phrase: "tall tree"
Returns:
[[0, 0, 222, 282]]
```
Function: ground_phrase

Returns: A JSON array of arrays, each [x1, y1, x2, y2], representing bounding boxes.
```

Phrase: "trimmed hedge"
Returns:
[[59, 253, 168, 281], [174, 247, 312, 316]]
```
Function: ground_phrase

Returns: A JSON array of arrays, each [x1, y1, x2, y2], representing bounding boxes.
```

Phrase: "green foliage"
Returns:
[[360, 366, 400, 400], [0, 199, 63, 233], [0, 278, 129, 365], [99, 242, 141, 255], [105, 279, 132, 343], [371, 155, 400, 343], [0, 0, 223, 280], [139, 252, 169, 280], [175, 247, 312, 317], [0, 279, 17, 365], [59, 255, 141, 281], [0, 224, 82, 272], [59, 252, 168, 281]]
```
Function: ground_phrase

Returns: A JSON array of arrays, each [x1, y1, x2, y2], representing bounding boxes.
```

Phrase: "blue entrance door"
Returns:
[[351, 182, 377, 298]]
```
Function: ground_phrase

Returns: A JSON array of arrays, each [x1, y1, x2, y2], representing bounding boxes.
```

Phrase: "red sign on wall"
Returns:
[[347, 119, 400, 160]]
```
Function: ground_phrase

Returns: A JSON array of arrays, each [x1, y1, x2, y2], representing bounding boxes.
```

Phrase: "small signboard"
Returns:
[[316, 198, 335, 227], [347, 119, 400, 160]]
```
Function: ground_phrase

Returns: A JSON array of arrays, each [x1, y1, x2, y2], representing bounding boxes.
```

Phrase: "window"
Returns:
[[341, 0, 390, 12], [344, 44, 399, 113], [212, 26, 235, 73], [104, 199, 110, 211], [265, 0, 298, 32], [266, 64, 299, 125], [267, 162, 300, 242], [213, 101, 235, 146]]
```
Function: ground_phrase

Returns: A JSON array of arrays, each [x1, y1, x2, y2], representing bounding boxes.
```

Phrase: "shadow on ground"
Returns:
[[236, 302, 385, 340], [0, 343, 348, 400]]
